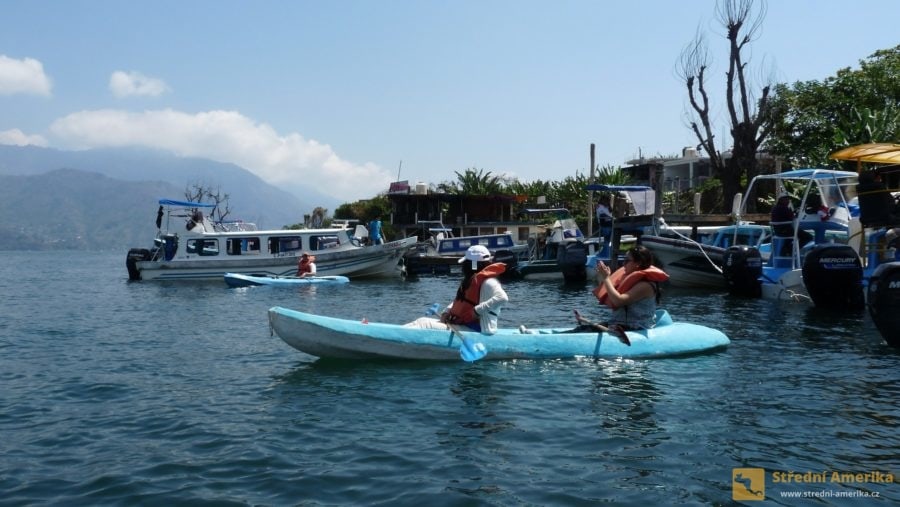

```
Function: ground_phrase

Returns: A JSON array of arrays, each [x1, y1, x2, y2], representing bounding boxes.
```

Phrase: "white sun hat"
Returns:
[[458, 245, 492, 269]]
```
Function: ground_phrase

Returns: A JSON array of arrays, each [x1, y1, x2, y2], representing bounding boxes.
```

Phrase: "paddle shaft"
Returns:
[[573, 310, 608, 332]]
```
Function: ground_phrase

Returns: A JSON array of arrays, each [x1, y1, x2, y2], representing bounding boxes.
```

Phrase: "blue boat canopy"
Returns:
[[158, 199, 217, 208]]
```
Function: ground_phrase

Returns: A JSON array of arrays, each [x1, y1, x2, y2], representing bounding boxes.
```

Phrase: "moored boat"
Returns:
[[642, 221, 771, 289], [510, 208, 589, 281], [720, 169, 864, 307], [126, 199, 417, 281], [866, 262, 900, 348], [224, 273, 350, 287], [267, 307, 731, 361], [402, 220, 529, 275]]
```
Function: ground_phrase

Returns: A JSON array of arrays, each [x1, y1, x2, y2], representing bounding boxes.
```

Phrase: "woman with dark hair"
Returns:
[[404, 245, 509, 334], [590, 245, 669, 336], [521, 245, 669, 341]]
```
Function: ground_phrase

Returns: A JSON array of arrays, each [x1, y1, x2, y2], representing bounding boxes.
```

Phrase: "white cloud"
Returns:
[[109, 70, 169, 98], [0, 55, 52, 96], [49, 108, 392, 201], [0, 128, 48, 147]]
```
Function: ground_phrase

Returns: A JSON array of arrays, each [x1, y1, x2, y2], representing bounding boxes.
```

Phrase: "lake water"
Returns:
[[1, 251, 897, 505]]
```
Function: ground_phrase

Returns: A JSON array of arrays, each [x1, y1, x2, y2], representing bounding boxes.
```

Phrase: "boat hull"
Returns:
[[224, 273, 349, 287], [267, 307, 730, 361], [642, 236, 728, 289]]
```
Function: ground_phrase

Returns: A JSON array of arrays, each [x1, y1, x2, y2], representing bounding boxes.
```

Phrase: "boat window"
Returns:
[[187, 238, 219, 256], [269, 236, 302, 255], [310, 235, 341, 250], [227, 237, 261, 255]]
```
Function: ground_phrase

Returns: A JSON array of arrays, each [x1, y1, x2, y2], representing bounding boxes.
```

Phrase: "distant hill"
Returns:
[[0, 145, 343, 251]]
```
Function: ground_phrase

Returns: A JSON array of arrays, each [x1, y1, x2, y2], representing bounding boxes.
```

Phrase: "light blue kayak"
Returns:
[[225, 273, 349, 288], [267, 307, 730, 361]]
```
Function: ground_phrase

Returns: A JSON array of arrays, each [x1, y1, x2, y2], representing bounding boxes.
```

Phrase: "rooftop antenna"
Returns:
[[397, 160, 402, 181]]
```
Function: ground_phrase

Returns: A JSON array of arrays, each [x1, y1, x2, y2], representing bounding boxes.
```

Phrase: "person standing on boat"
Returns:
[[296, 252, 317, 277], [368, 215, 384, 245], [596, 197, 613, 224], [771, 193, 812, 255], [592, 245, 669, 336], [404, 245, 508, 334], [595, 197, 613, 238]]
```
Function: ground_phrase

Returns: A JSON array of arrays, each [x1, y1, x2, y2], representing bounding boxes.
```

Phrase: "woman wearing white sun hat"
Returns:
[[404, 245, 508, 334]]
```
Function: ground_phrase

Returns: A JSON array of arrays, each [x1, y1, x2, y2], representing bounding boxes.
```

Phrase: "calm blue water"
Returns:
[[1, 251, 897, 505]]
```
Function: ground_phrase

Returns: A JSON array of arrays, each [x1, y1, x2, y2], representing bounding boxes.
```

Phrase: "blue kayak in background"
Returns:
[[225, 273, 350, 287]]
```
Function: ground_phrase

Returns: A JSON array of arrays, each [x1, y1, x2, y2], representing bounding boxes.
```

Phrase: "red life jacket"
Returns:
[[593, 265, 669, 310], [447, 263, 506, 324], [297, 255, 316, 275]]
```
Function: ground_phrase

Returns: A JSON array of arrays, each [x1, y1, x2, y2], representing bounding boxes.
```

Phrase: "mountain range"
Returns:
[[0, 145, 342, 251]]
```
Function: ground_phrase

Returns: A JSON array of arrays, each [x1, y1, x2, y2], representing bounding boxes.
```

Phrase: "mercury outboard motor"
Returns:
[[801, 244, 864, 311], [867, 262, 900, 348], [722, 245, 762, 297], [126, 248, 151, 281]]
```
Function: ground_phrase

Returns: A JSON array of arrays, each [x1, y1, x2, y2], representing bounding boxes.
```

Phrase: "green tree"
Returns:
[[439, 168, 504, 195], [765, 44, 900, 166]]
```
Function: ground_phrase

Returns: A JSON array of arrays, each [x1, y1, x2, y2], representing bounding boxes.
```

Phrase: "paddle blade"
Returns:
[[459, 338, 487, 362]]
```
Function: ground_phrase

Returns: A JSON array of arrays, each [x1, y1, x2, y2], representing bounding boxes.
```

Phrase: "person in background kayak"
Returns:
[[296, 252, 317, 277], [404, 245, 508, 334], [592, 245, 669, 336]]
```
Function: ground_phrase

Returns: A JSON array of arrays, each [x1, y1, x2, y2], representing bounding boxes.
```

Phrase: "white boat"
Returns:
[[721, 169, 865, 307], [126, 199, 417, 281], [642, 221, 772, 289]]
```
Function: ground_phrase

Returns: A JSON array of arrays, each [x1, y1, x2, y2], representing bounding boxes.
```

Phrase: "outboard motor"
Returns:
[[867, 262, 900, 348], [492, 249, 519, 272], [126, 248, 151, 281], [722, 245, 762, 297], [493, 249, 521, 281], [558, 242, 587, 282], [801, 244, 864, 311]]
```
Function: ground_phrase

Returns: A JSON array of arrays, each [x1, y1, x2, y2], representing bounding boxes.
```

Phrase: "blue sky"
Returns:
[[1, 0, 898, 203]]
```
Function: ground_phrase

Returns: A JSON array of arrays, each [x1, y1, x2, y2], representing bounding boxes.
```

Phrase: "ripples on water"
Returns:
[[0, 252, 897, 505]]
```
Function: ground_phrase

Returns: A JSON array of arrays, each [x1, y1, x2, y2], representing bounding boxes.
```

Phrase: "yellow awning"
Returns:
[[829, 143, 900, 164]]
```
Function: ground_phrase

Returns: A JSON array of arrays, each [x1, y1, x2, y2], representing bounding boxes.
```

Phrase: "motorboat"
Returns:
[[508, 208, 591, 281], [267, 307, 730, 361], [582, 184, 656, 277], [126, 199, 417, 281], [830, 143, 900, 345], [720, 169, 865, 308], [402, 220, 529, 275], [642, 220, 772, 289]]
